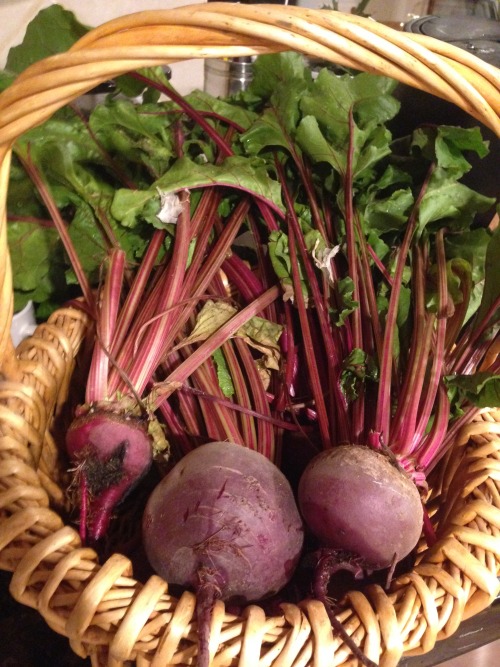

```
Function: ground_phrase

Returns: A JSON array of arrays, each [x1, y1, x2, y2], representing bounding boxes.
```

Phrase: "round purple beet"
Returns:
[[298, 444, 423, 570], [142, 441, 304, 603]]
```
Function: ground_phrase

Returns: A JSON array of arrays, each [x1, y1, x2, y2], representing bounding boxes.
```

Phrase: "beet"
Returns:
[[295, 444, 425, 667], [142, 441, 304, 667], [298, 444, 423, 570], [66, 409, 153, 543]]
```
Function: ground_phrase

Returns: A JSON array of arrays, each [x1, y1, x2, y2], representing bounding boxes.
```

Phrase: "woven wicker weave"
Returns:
[[0, 4, 499, 666]]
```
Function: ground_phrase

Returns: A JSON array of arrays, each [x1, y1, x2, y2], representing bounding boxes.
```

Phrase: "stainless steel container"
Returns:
[[204, 57, 254, 97]]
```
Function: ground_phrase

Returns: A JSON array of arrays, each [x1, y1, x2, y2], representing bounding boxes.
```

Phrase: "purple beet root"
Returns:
[[66, 409, 153, 543], [298, 444, 424, 570], [142, 441, 304, 667], [298, 445, 424, 667]]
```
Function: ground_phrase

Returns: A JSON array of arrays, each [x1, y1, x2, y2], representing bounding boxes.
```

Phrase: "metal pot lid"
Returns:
[[404, 15, 500, 66], [448, 39, 500, 66], [405, 15, 500, 40]]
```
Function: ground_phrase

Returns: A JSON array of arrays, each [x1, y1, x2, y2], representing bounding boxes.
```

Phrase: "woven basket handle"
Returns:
[[0, 2, 498, 378]]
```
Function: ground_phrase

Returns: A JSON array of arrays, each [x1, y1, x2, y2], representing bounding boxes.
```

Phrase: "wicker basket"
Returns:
[[0, 4, 499, 666]]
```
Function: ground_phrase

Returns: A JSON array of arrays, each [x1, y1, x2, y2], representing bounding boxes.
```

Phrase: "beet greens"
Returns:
[[240, 52, 498, 471]]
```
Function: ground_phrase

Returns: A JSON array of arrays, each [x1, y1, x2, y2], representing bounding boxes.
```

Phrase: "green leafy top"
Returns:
[[6, 5, 89, 75]]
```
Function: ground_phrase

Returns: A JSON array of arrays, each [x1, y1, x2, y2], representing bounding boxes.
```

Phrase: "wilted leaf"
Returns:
[[183, 300, 237, 347], [237, 316, 283, 370]]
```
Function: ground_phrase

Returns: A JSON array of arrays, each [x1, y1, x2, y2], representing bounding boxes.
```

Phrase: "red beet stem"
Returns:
[[374, 165, 435, 443]]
